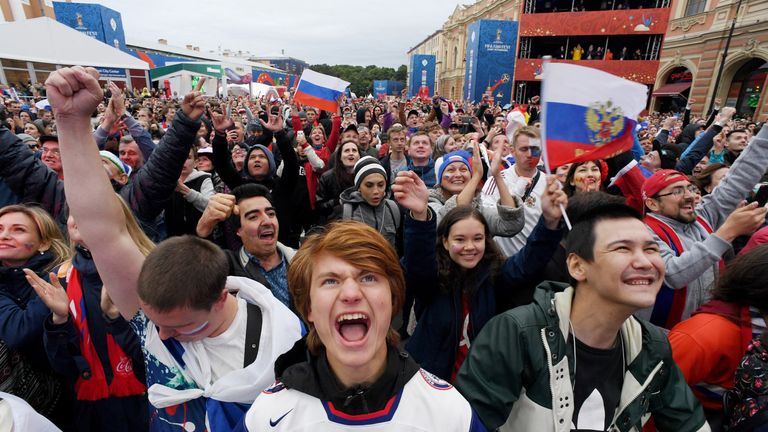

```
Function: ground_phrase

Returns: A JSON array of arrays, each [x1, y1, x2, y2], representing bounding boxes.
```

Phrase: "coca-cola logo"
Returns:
[[115, 357, 133, 375]]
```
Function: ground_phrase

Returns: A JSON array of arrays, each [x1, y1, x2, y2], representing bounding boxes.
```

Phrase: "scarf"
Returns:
[[644, 213, 723, 329], [66, 266, 146, 401]]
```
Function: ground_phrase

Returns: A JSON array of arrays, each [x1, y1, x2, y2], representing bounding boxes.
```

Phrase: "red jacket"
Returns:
[[291, 115, 341, 208], [668, 300, 753, 410]]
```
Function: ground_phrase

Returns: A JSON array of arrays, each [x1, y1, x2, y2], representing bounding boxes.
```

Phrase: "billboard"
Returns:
[[463, 20, 518, 105], [373, 80, 405, 99], [408, 55, 436, 98], [53, 2, 127, 51]]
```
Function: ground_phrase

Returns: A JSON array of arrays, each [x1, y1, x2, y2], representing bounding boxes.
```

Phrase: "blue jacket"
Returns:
[[408, 158, 436, 188], [402, 212, 563, 381], [0, 251, 55, 371]]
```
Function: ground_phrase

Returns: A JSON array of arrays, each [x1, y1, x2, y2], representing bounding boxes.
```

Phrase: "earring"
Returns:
[[39, 250, 44, 255]]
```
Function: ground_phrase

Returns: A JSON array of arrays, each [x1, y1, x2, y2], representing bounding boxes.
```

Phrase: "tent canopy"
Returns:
[[0, 17, 148, 70], [652, 82, 692, 97], [150, 63, 223, 82]]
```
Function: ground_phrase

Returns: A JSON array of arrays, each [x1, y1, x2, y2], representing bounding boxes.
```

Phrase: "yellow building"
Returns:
[[408, 0, 521, 100], [654, 0, 768, 120]]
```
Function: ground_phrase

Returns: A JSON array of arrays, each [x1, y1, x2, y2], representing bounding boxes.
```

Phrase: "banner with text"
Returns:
[[53, 1, 127, 51], [463, 20, 518, 106], [408, 55, 436, 99]]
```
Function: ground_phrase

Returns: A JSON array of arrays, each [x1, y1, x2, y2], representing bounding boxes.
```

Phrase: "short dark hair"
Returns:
[[711, 244, 768, 311], [231, 184, 276, 230], [726, 128, 747, 140], [565, 192, 642, 267], [138, 235, 228, 312], [232, 183, 274, 207]]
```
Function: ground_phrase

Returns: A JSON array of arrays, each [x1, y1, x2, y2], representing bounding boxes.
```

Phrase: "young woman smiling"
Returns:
[[429, 142, 524, 238], [0, 204, 72, 428], [393, 171, 567, 382]]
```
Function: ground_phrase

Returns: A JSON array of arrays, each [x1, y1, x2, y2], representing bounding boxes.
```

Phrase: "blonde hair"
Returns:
[[117, 195, 155, 257], [512, 125, 540, 148], [0, 204, 70, 271]]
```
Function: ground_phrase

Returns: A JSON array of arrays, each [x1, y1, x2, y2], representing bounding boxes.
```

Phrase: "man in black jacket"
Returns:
[[0, 88, 203, 241]]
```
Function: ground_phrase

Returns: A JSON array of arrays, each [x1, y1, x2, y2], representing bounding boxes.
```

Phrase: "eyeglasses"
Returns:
[[655, 184, 699, 198]]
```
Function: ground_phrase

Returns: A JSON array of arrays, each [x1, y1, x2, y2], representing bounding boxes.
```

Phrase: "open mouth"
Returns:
[[623, 275, 656, 286], [257, 227, 275, 241], [335, 313, 370, 343]]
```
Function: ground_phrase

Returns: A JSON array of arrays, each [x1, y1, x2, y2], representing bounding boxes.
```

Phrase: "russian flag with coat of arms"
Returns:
[[293, 69, 350, 113], [541, 63, 648, 169]]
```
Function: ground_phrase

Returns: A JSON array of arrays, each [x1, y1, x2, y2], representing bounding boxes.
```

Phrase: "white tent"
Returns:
[[0, 17, 148, 70]]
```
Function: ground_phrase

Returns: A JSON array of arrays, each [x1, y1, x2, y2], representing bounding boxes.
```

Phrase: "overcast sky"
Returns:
[[79, 0, 461, 68]]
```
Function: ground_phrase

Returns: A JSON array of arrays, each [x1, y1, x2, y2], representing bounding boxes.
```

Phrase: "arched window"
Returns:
[[728, 58, 767, 118], [454, 46, 459, 69]]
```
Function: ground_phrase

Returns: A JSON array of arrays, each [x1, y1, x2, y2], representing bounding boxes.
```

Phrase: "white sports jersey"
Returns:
[[240, 369, 487, 431]]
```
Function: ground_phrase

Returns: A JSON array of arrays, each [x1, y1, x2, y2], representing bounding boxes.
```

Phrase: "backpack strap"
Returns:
[[243, 302, 263, 367], [385, 200, 401, 230], [342, 202, 353, 220]]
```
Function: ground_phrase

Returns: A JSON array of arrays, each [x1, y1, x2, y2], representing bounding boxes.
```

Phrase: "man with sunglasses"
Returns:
[[640, 123, 768, 329]]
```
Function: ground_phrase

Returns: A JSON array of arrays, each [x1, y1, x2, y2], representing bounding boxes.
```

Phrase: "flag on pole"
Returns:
[[541, 63, 647, 169], [293, 69, 350, 113]]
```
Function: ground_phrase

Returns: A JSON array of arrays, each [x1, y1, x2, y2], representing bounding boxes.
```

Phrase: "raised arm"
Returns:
[[209, 108, 245, 190], [393, 171, 441, 303], [46, 67, 203, 319], [0, 127, 66, 224], [325, 115, 342, 153]]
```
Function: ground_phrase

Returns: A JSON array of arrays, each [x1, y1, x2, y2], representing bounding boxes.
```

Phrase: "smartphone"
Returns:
[[755, 183, 768, 207], [461, 115, 473, 124], [226, 104, 232, 119], [296, 131, 305, 141]]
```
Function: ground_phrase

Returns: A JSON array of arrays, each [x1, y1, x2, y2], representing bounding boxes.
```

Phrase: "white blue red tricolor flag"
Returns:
[[541, 63, 648, 168], [293, 69, 350, 113]]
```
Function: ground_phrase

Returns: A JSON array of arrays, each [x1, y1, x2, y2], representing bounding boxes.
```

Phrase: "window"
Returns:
[[453, 46, 459, 69], [684, 0, 706, 16]]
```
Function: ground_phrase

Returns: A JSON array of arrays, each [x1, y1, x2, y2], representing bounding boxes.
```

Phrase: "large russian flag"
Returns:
[[293, 69, 350, 113], [541, 63, 648, 169]]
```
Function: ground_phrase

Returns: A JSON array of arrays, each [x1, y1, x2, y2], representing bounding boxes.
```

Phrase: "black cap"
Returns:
[[343, 123, 358, 134]]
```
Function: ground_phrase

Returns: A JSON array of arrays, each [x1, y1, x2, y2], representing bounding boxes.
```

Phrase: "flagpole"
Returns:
[[539, 55, 572, 230]]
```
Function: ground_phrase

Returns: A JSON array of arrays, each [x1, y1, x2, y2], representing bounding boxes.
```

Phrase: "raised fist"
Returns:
[[45, 66, 103, 120]]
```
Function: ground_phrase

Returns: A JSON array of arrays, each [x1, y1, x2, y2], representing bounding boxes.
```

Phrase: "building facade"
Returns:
[[654, 0, 768, 120], [514, 0, 671, 104], [407, 30, 442, 94], [0, 0, 62, 22], [439, 0, 522, 101], [407, 0, 521, 101]]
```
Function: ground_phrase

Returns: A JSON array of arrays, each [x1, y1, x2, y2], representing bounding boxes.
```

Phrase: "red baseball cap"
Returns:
[[641, 169, 688, 201]]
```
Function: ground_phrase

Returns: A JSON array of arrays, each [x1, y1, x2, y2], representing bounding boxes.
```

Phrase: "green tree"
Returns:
[[308, 64, 407, 96]]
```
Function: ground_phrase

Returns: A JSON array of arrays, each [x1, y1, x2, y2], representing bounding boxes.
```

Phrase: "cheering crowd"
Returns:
[[0, 65, 767, 431]]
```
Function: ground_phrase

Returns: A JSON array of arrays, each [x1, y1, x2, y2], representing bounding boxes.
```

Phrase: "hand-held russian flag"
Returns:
[[541, 63, 648, 169], [293, 69, 350, 113]]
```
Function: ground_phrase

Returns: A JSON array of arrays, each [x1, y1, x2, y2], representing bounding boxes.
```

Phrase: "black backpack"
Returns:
[[724, 336, 768, 431]]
